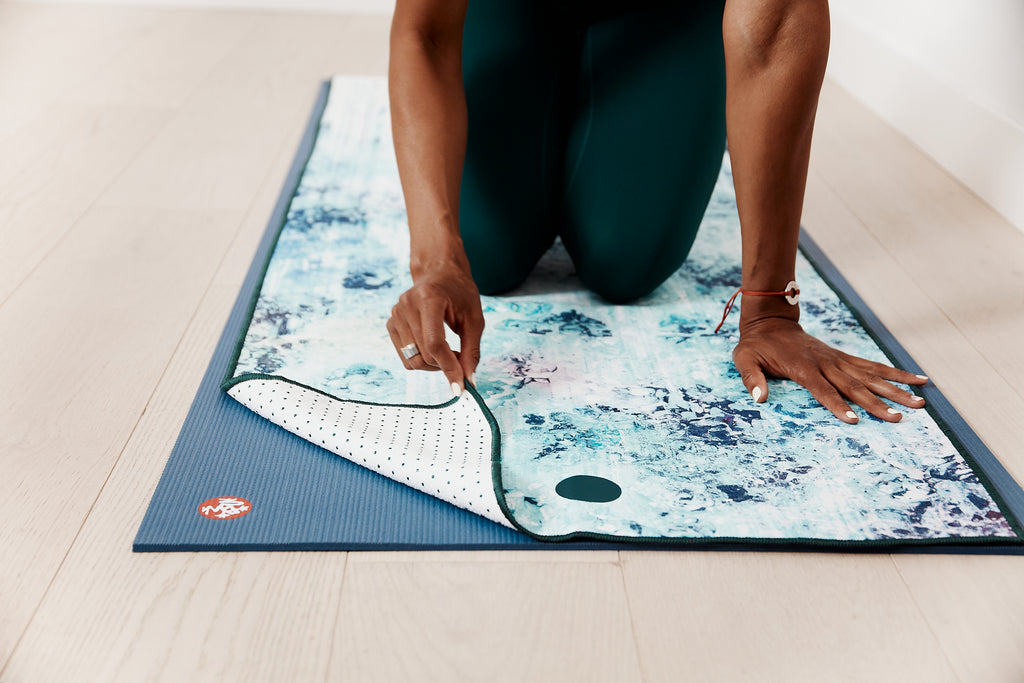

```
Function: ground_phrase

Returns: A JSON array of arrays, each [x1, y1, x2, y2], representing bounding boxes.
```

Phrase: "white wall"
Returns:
[[828, 1, 1024, 233]]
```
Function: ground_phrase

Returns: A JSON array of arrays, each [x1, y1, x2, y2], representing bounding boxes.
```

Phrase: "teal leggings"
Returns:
[[460, 0, 727, 303]]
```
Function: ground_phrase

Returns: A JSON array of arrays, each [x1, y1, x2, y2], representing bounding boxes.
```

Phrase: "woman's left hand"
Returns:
[[732, 316, 928, 424]]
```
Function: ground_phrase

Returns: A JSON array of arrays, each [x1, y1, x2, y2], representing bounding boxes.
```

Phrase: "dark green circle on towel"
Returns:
[[555, 475, 622, 503]]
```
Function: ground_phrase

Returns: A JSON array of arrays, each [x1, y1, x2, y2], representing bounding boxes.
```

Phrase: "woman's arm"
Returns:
[[386, 0, 483, 394], [722, 0, 927, 422]]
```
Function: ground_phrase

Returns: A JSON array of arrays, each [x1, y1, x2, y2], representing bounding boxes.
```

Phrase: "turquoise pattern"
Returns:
[[229, 76, 1017, 542]]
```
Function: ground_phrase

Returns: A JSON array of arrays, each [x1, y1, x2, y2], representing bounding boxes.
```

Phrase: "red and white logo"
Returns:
[[199, 496, 253, 520]]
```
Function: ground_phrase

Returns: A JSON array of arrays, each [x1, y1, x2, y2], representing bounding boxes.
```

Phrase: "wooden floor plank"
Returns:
[[0, 104, 172, 302], [1, 17, 391, 662], [621, 551, 959, 683], [57, 9, 257, 109], [811, 80, 1024, 397], [0, 70, 357, 677], [0, 8, 251, 303], [0, 201, 343, 680], [0, 294, 350, 679], [96, 12, 390, 211], [0, 206, 244, 668], [347, 550, 621, 563], [0, 3, 161, 141], [892, 555, 1024, 682], [329, 558, 642, 683]]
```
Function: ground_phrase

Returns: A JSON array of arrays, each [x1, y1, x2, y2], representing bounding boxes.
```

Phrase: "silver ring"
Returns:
[[400, 343, 420, 360]]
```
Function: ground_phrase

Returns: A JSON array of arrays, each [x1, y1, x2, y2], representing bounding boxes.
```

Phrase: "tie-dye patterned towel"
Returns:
[[222, 76, 1023, 547]]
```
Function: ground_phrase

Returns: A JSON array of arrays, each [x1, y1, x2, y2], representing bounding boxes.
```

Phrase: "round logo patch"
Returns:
[[199, 496, 253, 520]]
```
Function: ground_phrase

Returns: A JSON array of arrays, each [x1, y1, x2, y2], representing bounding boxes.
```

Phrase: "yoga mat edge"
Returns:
[[135, 78, 1024, 553]]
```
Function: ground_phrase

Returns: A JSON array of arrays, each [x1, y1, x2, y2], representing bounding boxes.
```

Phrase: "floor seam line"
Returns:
[[887, 555, 964, 683], [617, 552, 650, 683], [322, 552, 351, 682]]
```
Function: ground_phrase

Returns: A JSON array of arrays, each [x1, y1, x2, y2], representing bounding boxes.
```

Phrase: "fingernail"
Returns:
[[845, 411, 858, 421], [451, 382, 462, 397], [887, 408, 900, 415], [916, 375, 929, 381], [468, 373, 475, 387], [751, 386, 762, 402]]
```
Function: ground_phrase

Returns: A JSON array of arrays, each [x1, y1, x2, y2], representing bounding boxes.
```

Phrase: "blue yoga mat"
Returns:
[[134, 78, 1024, 552]]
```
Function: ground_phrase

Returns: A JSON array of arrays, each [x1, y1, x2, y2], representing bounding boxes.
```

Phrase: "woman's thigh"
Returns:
[[459, 0, 584, 295], [559, 0, 728, 303]]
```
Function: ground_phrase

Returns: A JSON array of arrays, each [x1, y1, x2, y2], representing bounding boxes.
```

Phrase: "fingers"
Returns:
[[779, 342, 928, 423], [386, 309, 434, 372], [833, 357, 928, 414], [387, 276, 489, 398], [418, 297, 466, 393], [388, 308, 464, 396], [824, 366, 904, 422], [800, 374, 861, 424], [741, 361, 914, 425], [843, 355, 929, 387], [739, 350, 922, 424], [858, 373, 927, 410], [734, 321, 929, 425], [388, 300, 454, 379], [458, 311, 485, 387], [733, 347, 768, 403]]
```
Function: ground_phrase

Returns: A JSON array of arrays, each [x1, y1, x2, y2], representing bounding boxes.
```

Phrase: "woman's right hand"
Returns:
[[386, 262, 484, 395], [388, 0, 474, 394]]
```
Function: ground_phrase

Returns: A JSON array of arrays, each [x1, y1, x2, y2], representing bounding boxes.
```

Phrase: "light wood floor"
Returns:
[[2, 4, 1023, 682]]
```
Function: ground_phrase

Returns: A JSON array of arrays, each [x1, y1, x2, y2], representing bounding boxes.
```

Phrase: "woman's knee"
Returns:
[[464, 247, 540, 296], [576, 266, 663, 304], [459, 203, 556, 295], [566, 215, 701, 304]]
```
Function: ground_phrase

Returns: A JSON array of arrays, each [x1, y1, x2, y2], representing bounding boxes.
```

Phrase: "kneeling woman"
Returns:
[[385, 0, 926, 424]]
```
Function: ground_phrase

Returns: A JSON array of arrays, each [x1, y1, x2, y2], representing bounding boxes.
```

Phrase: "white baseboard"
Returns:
[[828, 15, 1024, 234]]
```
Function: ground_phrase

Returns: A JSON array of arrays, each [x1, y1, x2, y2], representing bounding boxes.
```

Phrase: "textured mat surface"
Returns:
[[135, 77, 1024, 551]]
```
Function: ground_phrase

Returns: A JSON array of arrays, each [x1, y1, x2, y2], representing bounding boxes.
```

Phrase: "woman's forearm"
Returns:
[[723, 0, 830, 325], [388, 4, 470, 280]]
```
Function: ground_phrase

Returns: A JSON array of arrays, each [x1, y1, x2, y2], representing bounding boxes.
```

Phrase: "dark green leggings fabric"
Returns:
[[459, 0, 728, 303]]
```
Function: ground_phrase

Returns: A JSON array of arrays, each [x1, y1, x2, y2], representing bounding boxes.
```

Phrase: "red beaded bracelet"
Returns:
[[714, 280, 800, 334]]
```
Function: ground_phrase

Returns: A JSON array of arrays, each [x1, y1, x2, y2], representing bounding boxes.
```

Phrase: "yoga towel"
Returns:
[[218, 76, 1022, 547]]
